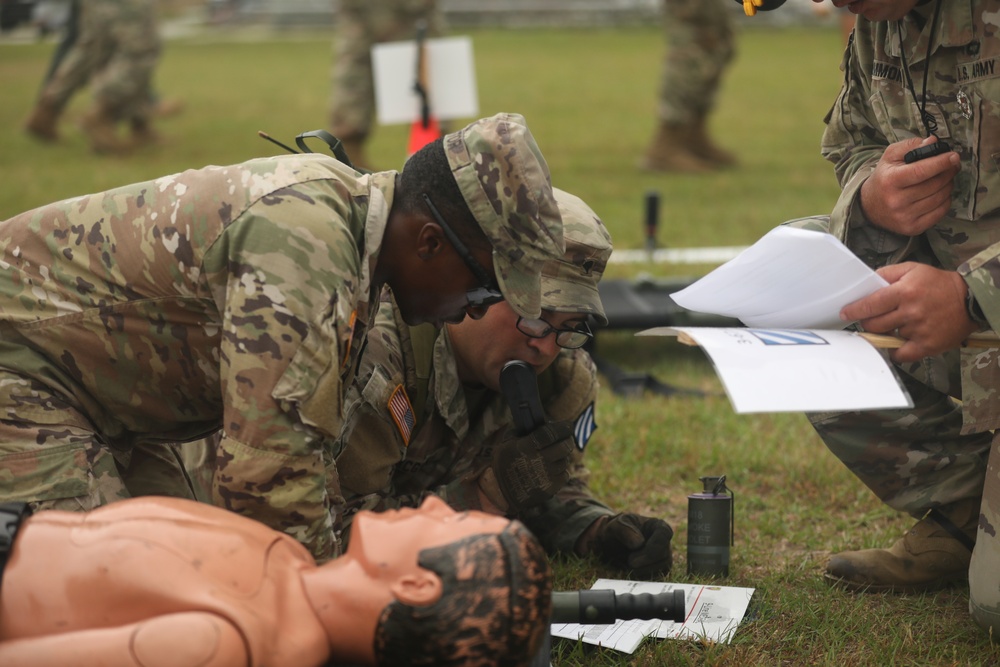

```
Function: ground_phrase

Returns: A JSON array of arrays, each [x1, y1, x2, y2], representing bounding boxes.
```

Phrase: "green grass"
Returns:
[[2, 22, 997, 665]]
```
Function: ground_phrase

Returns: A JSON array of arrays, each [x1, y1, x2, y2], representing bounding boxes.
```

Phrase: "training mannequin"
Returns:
[[0, 495, 552, 667]]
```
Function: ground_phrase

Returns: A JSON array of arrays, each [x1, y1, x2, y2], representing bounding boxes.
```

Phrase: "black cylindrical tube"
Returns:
[[687, 476, 733, 576]]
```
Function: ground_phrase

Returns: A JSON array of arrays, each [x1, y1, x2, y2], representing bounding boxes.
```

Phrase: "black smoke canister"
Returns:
[[687, 475, 734, 577]]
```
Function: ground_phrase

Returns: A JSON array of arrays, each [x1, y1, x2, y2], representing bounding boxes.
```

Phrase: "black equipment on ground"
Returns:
[[551, 588, 686, 624]]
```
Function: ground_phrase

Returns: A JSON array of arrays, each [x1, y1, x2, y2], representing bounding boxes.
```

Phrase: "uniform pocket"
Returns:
[[0, 443, 91, 502], [970, 91, 1000, 220]]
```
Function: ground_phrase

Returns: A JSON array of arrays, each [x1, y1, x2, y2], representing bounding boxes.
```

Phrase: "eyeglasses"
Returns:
[[422, 193, 504, 309], [516, 316, 593, 349]]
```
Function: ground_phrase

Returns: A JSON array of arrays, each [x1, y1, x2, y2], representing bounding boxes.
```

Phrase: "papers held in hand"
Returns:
[[644, 228, 915, 413], [669, 225, 888, 330]]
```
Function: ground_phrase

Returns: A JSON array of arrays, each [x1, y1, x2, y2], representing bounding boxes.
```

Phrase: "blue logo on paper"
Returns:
[[749, 330, 830, 346]]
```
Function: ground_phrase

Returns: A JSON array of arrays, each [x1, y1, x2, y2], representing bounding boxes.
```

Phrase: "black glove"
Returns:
[[479, 419, 576, 514], [590, 513, 674, 578]]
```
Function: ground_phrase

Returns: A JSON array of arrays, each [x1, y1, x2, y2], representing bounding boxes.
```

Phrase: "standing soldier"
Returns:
[[0, 112, 564, 562], [329, 0, 443, 170], [639, 0, 739, 172], [23, 0, 163, 154], [780, 0, 1000, 637], [335, 188, 675, 578]]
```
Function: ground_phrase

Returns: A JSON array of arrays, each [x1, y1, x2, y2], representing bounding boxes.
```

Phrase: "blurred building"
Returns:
[[207, 0, 835, 28]]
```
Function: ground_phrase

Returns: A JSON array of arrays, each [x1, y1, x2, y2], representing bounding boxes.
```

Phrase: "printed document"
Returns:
[[551, 579, 755, 654]]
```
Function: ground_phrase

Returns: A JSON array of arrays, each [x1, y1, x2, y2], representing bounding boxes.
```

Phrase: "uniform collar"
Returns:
[[887, 0, 975, 62]]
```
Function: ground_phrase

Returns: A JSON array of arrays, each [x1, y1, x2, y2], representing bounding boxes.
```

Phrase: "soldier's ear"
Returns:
[[389, 571, 443, 607], [415, 221, 447, 261]]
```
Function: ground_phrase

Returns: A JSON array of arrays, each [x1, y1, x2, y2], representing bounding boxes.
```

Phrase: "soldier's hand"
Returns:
[[478, 419, 576, 515], [585, 513, 674, 578], [860, 136, 959, 236]]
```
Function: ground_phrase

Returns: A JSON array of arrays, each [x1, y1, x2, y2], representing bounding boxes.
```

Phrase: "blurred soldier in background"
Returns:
[[640, 0, 738, 172], [23, 0, 164, 154], [329, 0, 443, 171], [335, 188, 675, 579]]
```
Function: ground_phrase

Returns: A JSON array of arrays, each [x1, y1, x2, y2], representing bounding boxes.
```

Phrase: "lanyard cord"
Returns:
[[897, 0, 944, 138]]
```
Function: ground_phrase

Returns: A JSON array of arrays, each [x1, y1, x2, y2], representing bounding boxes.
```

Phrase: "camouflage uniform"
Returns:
[[329, 0, 444, 143], [640, 0, 737, 171], [657, 0, 734, 125], [335, 190, 615, 555], [0, 112, 565, 562], [35, 0, 160, 125], [0, 154, 389, 560], [801, 0, 1000, 630]]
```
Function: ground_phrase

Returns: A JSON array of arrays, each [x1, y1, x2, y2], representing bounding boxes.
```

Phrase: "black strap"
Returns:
[[0, 502, 32, 585], [927, 507, 976, 553]]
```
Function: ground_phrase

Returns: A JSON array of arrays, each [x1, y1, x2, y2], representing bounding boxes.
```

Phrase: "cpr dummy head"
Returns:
[[349, 496, 552, 667]]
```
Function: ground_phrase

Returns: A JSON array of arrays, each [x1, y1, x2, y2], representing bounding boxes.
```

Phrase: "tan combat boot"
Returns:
[[81, 106, 131, 155], [638, 122, 718, 173], [824, 497, 980, 593], [24, 101, 62, 142], [689, 116, 738, 168]]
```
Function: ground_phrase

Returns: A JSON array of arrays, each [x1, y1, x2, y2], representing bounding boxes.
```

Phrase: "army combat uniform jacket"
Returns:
[[822, 0, 1000, 432], [0, 154, 395, 560], [334, 295, 614, 555]]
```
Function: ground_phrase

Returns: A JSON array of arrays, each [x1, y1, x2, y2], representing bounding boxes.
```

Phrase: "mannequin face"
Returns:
[[446, 302, 585, 391], [348, 496, 510, 585]]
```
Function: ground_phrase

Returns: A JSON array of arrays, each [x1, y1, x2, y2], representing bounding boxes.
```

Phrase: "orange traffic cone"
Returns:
[[407, 115, 441, 155]]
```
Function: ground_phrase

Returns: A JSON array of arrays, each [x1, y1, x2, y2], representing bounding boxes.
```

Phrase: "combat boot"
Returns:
[[825, 497, 980, 593], [24, 101, 62, 142], [81, 106, 130, 155], [689, 116, 738, 168], [638, 122, 717, 173]]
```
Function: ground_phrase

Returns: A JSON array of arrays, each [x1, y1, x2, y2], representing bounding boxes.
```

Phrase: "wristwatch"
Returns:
[[0, 502, 32, 587]]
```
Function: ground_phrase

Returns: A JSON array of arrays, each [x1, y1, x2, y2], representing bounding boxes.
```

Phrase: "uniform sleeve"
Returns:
[[958, 248, 1000, 332], [519, 349, 615, 555], [202, 185, 360, 562], [820, 24, 911, 262]]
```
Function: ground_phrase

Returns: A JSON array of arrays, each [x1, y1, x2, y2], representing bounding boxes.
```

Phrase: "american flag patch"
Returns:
[[388, 384, 416, 446], [573, 402, 597, 452]]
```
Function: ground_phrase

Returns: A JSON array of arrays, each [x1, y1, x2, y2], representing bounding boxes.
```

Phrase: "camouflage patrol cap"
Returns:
[[444, 113, 564, 320], [541, 188, 612, 326]]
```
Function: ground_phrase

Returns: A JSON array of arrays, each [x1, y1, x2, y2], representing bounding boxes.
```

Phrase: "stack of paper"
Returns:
[[639, 227, 913, 413], [670, 226, 889, 330]]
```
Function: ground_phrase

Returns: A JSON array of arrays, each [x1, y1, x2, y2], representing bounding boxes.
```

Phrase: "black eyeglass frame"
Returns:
[[421, 193, 504, 309], [515, 316, 594, 350]]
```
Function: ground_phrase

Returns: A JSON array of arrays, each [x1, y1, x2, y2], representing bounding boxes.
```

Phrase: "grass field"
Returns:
[[1, 20, 998, 665]]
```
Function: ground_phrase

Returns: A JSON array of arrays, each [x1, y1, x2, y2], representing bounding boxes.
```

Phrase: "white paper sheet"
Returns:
[[551, 579, 755, 654], [372, 36, 478, 124], [669, 226, 889, 329], [640, 327, 913, 413]]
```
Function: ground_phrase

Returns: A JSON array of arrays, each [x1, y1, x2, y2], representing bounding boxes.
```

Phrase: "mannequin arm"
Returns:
[[0, 612, 249, 667]]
